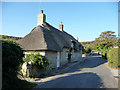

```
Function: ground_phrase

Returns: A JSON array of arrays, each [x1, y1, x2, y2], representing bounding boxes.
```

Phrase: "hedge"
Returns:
[[107, 48, 120, 68], [101, 47, 108, 59], [2, 39, 36, 89]]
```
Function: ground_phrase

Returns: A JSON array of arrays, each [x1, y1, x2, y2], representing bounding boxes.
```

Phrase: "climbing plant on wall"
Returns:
[[23, 53, 50, 69]]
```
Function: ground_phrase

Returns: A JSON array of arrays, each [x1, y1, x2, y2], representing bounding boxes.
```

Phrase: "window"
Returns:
[[71, 43, 74, 48], [73, 43, 76, 49], [71, 41, 76, 49], [66, 51, 68, 59]]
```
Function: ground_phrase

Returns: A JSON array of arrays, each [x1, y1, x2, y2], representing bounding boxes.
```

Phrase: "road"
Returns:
[[34, 55, 118, 88]]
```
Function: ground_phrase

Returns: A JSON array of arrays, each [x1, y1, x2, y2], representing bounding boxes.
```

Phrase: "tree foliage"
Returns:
[[94, 31, 117, 58], [23, 53, 49, 69], [2, 39, 23, 77], [81, 41, 95, 53], [85, 47, 92, 53], [2, 39, 23, 88], [2, 39, 36, 89]]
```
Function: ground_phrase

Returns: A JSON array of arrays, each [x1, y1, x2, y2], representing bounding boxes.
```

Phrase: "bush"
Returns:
[[101, 47, 108, 59], [2, 39, 36, 89], [85, 47, 91, 53], [2, 40, 23, 75], [107, 48, 120, 68], [23, 52, 49, 69]]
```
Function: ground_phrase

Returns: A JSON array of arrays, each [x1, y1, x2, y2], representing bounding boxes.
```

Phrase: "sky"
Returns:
[[2, 2, 118, 42]]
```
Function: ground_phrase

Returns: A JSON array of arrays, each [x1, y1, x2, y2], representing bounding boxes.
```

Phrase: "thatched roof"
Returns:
[[17, 22, 82, 51]]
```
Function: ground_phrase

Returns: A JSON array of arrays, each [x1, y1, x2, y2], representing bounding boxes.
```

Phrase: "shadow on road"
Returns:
[[35, 72, 104, 88]]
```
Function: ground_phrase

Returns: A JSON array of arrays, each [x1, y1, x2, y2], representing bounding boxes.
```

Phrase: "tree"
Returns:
[[94, 31, 117, 58], [81, 41, 95, 52]]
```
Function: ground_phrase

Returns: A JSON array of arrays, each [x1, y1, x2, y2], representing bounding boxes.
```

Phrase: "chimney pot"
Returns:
[[41, 10, 43, 14], [59, 22, 63, 31], [76, 37, 79, 41]]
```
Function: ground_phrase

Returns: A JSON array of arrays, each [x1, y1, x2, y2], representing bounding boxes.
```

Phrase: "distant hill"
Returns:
[[0, 35, 23, 40], [80, 41, 95, 49], [80, 41, 94, 44]]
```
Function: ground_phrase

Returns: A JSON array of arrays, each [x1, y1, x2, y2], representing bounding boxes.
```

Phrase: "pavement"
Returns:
[[104, 63, 120, 89], [31, 55, 118, 88]]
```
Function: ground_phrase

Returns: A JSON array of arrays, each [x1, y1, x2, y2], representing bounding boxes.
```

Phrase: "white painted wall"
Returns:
[[23, 48, 82, 69], [24, 51, 45, 58], [37, 13, 46, 26]]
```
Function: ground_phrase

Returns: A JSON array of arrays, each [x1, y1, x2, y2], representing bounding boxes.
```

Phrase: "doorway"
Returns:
[[57, 52, 60, 68]]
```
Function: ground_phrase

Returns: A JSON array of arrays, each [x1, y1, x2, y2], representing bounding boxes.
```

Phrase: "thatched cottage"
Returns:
[[17, 10, 83, 69]]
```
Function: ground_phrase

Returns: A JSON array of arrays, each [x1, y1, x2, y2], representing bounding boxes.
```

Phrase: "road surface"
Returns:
[[34, 55, 118, 88]]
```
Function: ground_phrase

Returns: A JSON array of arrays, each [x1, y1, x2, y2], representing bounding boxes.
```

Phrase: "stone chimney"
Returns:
[[76, 37, 79, 41], [59, 22, 63, 31], [37, 10, 46, 26]]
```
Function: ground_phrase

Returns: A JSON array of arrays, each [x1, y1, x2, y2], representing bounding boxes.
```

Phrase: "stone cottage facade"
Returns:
[[17, 10, 83, 70]]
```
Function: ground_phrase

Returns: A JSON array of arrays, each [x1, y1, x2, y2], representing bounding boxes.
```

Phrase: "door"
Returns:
[[57, 52, 60, 68]]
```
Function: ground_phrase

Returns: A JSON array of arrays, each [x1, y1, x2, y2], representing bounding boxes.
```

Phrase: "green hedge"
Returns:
[[107, 48, 120, 68], [101, 47, 108, 59], [2, 39, 36, 89]]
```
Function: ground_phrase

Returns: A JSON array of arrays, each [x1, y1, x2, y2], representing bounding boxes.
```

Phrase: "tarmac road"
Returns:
[[34, 55, 118, 88]]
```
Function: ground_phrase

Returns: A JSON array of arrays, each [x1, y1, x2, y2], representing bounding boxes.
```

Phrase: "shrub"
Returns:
[[107, 48, 120, 68], [101, 47, 109, 59], [23, 52, 49, 69], [2, 40, 23, 74], [2, 39, 36, 89], [85, 47, 91, 53]]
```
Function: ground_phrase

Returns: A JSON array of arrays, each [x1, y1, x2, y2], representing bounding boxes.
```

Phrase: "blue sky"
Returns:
[[2, 2, 118, 42]]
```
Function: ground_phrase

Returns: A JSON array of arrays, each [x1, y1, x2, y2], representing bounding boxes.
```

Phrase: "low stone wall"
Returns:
[[22, 62, 52, 77]]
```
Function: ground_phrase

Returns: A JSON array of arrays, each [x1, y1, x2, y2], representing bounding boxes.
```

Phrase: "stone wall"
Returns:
[[71, 50, 82, 62], [21, 62, 51, 77], [44, 48, 70, 69], [60, 48, 69, 66], [45, 51, 57, 69], [23, 49, 82, 77]]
